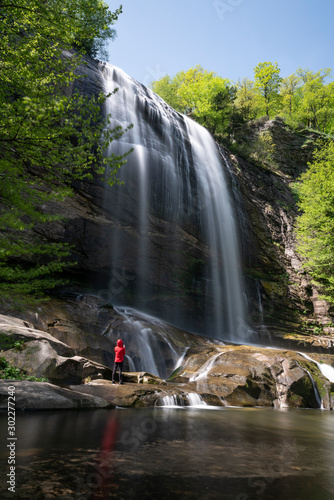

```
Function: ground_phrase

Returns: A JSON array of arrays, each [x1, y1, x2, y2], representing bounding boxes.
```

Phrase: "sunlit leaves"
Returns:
[[254, 62, 282, 117], [296, 141, 334, 302], [150, 66, 236, 134]]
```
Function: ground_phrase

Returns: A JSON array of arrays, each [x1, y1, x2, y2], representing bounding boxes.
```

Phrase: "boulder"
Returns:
[[172, 345, 334, 409], [0, 380, 111, 410], [0, 314, 75, 357], [0, 314, 112, 384]]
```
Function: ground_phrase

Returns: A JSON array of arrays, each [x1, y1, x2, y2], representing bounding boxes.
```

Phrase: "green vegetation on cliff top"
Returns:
[[151, 62, 334, 138]]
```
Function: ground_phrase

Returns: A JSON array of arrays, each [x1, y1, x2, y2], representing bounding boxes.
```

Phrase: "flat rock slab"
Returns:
[[0, 380, 111, 410], [70, 381, 165, 408], [69, 380, 201, 408]]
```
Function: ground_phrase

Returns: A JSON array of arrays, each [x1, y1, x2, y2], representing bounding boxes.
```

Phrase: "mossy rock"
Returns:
[[0, 333, 26, 352], [261, 280, 287, 298], [287, 375, 318, 408]]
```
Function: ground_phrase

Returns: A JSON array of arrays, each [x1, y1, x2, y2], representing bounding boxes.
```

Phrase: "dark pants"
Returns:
[[112, 361, 123, 383]]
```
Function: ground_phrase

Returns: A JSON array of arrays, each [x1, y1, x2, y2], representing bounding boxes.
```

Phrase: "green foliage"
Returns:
[[150, 75, 182, 111], [249, 132, 277, 168], [296, 141, 334, 302], [280, 74, 302, 118], [0, 357, 48, 381], [152, 61, 334, 136], [254, 62, 282, 116], [0, 0, 132, 304], [234, 78, 261, 120], [0, 334, 24, 351], [295, 69, 334, 132], [151, 66, 237, 135], [72, 2, 122, 60]]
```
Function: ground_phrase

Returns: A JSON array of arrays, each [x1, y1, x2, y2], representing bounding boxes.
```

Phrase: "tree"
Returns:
[[72, 1, 123, 60], [234, 78, 261, 120], [0, 0, 132, 304], [150, 75, 182, 111], [296, 67, 331, 85], [295, 68, 334, 132], [151, 66, 236, 135], [254, 62, 282, 116], [280, 74, 301, 117], [296, 141, 334, 303]]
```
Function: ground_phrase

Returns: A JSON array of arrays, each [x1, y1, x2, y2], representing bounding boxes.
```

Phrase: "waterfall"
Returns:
[[99, 63, 247, 342]]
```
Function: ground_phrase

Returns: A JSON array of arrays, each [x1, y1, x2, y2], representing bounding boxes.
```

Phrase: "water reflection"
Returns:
[[1, 408, 334, 499]]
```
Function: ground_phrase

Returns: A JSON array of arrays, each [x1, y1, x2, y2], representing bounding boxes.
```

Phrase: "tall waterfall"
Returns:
[[99, 64, 247, 342]]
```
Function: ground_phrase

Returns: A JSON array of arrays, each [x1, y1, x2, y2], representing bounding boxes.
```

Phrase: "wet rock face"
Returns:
[[172, 345, 333, 409], [224, 120, 333, 335]]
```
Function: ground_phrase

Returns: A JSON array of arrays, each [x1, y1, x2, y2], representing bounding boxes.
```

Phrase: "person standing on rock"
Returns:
[[112, 339, 125, 384]]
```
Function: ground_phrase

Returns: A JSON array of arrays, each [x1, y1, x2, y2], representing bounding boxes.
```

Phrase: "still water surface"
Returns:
[[1, 407, 334, 499]]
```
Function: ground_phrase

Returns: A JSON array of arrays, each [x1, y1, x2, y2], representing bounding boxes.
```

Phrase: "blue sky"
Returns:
[[105, 0, 334, 86]]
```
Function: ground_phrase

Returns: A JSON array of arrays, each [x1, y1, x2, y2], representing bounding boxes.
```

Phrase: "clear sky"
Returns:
[[105, 0, 334, 86]]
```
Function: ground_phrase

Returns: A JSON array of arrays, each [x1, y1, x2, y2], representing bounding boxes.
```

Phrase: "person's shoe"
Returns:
[[111, 381, 115, 384]]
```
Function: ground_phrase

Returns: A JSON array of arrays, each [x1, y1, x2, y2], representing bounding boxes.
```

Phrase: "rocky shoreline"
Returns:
[[1, 306, 334, 411]]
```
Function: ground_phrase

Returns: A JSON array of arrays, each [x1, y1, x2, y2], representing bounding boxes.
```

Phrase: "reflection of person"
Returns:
[[112, 339, 125, 384]]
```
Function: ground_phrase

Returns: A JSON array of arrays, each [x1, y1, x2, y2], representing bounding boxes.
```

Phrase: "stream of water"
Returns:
[[1, 407, 334, 499], [100, 64, 247, 342]]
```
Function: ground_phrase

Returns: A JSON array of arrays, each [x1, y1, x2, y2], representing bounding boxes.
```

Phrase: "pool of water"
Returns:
[[1, 407, 334, 499]]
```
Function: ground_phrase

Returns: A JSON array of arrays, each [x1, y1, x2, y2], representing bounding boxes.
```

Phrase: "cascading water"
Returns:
[[99, 63, 247, 342], [299, 352, 334, 383], [110, 306, 186, 380]]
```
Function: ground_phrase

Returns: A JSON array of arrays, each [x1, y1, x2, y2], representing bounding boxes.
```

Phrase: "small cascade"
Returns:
[[189, 351, 223, 382], [125, 354, 136, 372], [159, 393, 207, 407], [298, 352, 324, 408], [304, 366, 322, 408], [256, 280, 264, 325], [160, 394, 184, 407], [299, 352, 334, 383], [187, 393, 207, 407], [173, 348, 189, 372]]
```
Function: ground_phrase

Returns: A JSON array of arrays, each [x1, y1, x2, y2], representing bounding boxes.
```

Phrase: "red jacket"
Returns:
[[114, 339, 125, 363]]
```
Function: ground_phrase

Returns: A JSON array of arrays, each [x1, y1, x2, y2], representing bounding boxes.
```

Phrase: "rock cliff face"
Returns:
[[3, 54, 334, 400], [32, 57, 332, 343], [225, 118, 333, 340]]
